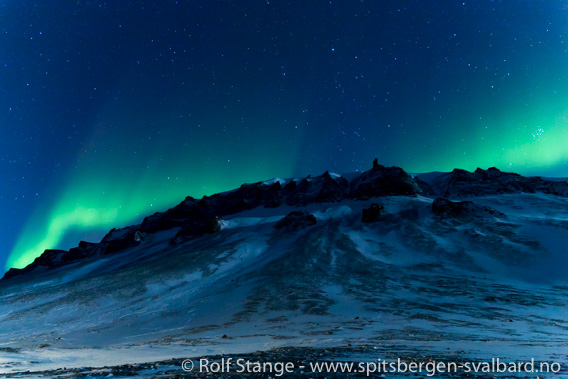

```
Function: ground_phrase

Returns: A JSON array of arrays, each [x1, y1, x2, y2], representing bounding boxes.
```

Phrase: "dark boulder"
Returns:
[[362, 203, 384, 223], [432, 197, 504, 219], [349, 162, 421, 199], [275, 211, 317, 231]]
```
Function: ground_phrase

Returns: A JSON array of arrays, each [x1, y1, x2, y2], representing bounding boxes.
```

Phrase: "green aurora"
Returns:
[[8, 101, 568, 270]]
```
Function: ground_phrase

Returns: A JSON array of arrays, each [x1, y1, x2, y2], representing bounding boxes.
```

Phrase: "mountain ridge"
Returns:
[[1, 159, 568, 375], [4, 159, 568, 282]]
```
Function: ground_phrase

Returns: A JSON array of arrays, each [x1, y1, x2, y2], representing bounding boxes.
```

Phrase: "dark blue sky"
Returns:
[[2, 0, 568, 271]]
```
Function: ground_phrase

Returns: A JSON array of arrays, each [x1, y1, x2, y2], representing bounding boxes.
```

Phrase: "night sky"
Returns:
[[2, 0, 568, 272]]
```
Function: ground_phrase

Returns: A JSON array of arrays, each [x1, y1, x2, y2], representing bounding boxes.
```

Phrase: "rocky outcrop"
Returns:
[[63, 241, 102, 262], [283, 171, 349, 206], [139, 197, 201, 234], [432, 198, 504, 219], [1, 249, 67, 280], [362, 203, 384, 223], [350, 160, 421, 199], [199, 181, 283, 216], [424, 167, 568, 198], [414, 176, 435, 196], [172, 214, 221, 243], [1, 229, 151, 281], [1, 267, 23, 280], [274, 211, 317, 231], [102, 227, 146, 255], [28, 249, 67, 267]]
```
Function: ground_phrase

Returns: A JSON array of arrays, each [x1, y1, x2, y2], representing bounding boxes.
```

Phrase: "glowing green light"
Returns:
[[400, 105, 568, 175], [7, 116, 295, 270]]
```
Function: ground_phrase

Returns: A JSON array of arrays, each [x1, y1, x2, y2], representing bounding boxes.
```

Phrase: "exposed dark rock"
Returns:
[[134, 230, 147, 242], [427, 167, 568, 198], [444, 167, 528, 197], [362, 203, 384, 223], [165, 196, 200, 218], [198, 181, 283, 216], [0, 347, 20, 353], [372, 158, 381, 169], [2, 267, 25, 280], [172, 214, 221, 243], [432, 197, 505, 219], [101, 225, 138, 243], [1, 249, 67, 281], [275, 211, 317, 231], [139, 211, 186, 234], [103, 230, 146, 255], [30, 249, 67, 267], [139, 197, 205, 234], [1, 230, 149, 281], [349, 165, 421, 199], [284, 171, 348, 206], [414, 176, 435, 196], [63, 241, 102, 263], [236, 181, 283, 209], [532, 177, 568, 196], [282, 179, 297, 191]]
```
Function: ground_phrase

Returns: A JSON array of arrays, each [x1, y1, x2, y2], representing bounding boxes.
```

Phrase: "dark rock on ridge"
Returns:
[[350, 162, 421, 199], [423, 167, 568, 198], [284, 171, 349, 206], [102, 228, 146, 255], [1, 268, 23, 280], [28, 249, 67, 267], [432, 197, 505, 219], [362, 203, 384, 223], [139, 196, 202, 234], [1, 249, 67, 280], [275, 211, 317, 230], [414, 176, 435, 196], [172, 214, 221, 243], [198, 181, 283, 216]]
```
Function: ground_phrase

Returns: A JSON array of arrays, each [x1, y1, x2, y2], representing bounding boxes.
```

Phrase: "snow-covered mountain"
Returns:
[[1, 160, 567, 377]]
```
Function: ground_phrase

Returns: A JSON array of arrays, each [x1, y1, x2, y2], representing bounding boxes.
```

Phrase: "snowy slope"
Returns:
[[0, 192, 567, 376]]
